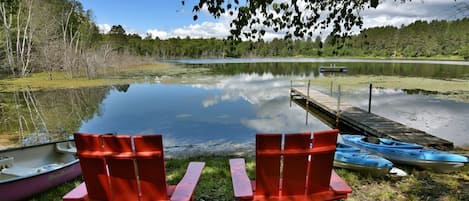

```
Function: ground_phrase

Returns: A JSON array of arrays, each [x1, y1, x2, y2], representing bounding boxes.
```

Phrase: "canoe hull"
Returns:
[[0, 140, 81, 201], [0, 161, 80, 201]]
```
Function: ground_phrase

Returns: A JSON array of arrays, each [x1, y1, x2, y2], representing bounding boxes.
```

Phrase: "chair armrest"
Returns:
[[62, 182, 89, 201], [170, 162, 205, 201], [229, 158, 254, 200], [329, 170, 352, 194]]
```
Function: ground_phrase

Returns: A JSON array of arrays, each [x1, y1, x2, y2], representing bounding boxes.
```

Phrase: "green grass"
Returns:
[[29, 153, 469, 201]]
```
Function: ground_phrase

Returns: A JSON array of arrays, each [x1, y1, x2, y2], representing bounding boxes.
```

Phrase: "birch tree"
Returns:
[[58, 1, 79, 78], [0, 0, 34, 76]]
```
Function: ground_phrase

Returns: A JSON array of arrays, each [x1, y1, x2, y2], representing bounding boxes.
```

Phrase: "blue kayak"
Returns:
[[341, 134, 469, 172], [334, 142, 394, 175]]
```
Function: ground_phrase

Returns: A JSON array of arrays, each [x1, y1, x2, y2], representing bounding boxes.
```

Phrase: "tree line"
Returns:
[[129, 18, 469, 60], [1, 0, 468, 78]]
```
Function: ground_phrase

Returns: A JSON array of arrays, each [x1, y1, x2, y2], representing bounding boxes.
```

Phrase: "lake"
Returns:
[[1, 59, 468, 152]]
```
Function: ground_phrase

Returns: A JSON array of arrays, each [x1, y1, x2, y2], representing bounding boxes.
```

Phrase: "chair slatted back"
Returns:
[[282, 132, 311, 196], [307, 130, 338, 194], [133, 135, 169, 201], [102, 135, 138, 201], [255, 129, 339, 197], [255, 134, 282, 196], [73, 133, 111, 201]]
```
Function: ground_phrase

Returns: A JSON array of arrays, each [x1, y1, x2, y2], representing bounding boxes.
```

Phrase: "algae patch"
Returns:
[[304, 76, 469, 103], [0, 63, 210, 92]]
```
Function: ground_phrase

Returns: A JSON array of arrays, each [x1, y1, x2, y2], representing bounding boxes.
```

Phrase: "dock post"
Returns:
[[368, 83, 372, 113], [330, 81, 333, 96], [290, 80, 293, 108], [306, 80, 311, 125], [336, 85, 341, 128]]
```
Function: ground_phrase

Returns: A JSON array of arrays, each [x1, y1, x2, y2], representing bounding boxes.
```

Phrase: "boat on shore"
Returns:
[[341, 134, 468, 173], [334, 142, 394, 175], [0, 140, 81, 201]]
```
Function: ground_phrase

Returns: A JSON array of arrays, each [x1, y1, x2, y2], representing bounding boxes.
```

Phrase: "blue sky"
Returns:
[[79, 0, 468, 40], [80, 0, 216, 32]]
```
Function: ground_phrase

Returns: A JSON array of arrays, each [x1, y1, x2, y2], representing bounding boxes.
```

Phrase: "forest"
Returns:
[[0, 0, 468, 78]]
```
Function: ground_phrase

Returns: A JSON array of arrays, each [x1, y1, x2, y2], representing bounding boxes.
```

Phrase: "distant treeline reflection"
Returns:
[[203, 62, 469, 79], [0, 87, 111, 148]]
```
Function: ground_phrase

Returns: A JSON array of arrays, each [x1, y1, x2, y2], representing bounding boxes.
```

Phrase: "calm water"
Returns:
[[1, 59, 468, 151], [78, 75, 329, 148]]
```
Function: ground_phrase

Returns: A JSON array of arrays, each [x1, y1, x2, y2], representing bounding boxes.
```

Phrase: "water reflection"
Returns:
[[193, 73, 329, 133], [80, 84, 254, 145], [0, 87, 110, 149], [79, 75, 328, 148], [199, 62, 469, 79]]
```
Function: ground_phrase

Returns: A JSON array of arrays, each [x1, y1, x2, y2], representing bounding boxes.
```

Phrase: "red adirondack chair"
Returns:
[[62, 133, 205, 201], [230, 129, 352, 200]]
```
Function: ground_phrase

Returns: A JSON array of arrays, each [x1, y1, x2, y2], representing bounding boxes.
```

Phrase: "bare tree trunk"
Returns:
[[60, 4, 84, 78], [72, 31, 80, 76], [61, 5, 73, 78], [102, 43, 113, 65], [18, 0, 34, 76], [41, 35, 52, 79], [0, 2, 16, 75], [23, 0, 34, 75], [1, 0, 34, 76], [15, 2, 22, 74]]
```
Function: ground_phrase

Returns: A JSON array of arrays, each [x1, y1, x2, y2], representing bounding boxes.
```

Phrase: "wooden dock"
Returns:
[[319, 66, 348, 73], [290, 87, 453, 149]]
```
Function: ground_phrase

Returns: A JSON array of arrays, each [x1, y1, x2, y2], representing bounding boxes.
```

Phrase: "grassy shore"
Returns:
[[299, 75, 469, 103], [0, 63, 210, 92], [29, 153, 469, 201]]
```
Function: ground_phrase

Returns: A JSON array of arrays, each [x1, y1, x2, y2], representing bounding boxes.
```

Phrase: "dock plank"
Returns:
[[290, 88, 453, 149]]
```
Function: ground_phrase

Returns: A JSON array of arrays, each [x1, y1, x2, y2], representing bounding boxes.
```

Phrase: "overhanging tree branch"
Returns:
[[184, 0, 404, 40]]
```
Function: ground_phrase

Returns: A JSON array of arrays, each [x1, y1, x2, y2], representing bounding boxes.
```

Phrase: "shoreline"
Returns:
[[169, 57, 469, 66]]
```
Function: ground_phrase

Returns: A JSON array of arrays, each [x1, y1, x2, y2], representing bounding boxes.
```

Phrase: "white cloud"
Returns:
[[145, 22, 230, 40], [97, 24, 111, 33], [172, 22, 230, 39], [361, 0, 465, 29], [147, 29, 170, 39]]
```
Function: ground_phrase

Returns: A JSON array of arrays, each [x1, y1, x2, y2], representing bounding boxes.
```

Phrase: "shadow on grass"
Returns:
[[166, 155, 236, 200], [30, 154, 468, 201]]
